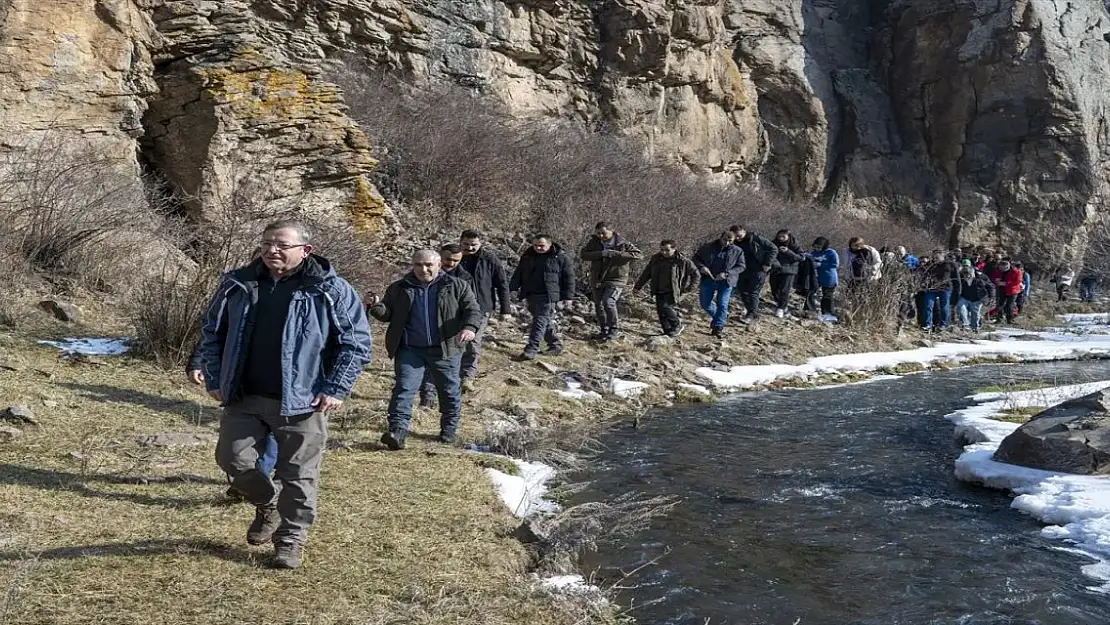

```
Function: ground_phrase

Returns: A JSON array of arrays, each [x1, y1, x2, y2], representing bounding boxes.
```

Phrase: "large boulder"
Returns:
[[993, 390, 1110, 475]]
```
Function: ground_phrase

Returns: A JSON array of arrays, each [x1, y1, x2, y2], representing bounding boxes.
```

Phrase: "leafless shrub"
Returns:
[[483, 420, 601, 469], [339, 71, 937, 261], [0, 134, 172, 292], [524, 492, 678, 575], [839, 268, 918, 334]]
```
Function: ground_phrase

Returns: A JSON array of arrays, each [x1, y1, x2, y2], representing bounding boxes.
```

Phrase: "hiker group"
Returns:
[[186, 218, 1099, 569]]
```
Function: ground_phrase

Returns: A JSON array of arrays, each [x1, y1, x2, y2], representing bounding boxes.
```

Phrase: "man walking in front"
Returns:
[[459, 230, 513, 387], [369, 250, 483, 450], [200, 219, 373, 569], [580, 221, 642, 341], [418, 244, 475, 409], [510, 234, 576, 360], [730, 225, 778, 323], [634, 239, 698, 336], [694, 231, 746, 337]]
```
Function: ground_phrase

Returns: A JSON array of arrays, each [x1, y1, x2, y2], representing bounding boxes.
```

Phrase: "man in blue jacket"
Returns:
[[200, 220, 373, 570]]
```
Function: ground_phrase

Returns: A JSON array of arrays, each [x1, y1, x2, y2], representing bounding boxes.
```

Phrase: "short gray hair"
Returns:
[[412, 249, 440, 263], [263, 219, 312, 244]]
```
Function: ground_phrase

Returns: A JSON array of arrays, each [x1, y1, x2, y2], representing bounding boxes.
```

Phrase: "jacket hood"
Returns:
[[232, 253, 335, 286]]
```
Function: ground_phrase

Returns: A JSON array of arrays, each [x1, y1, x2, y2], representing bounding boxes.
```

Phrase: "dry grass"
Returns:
[[993, 406, 1046, 423], [974, 381, 1053, 394], [0, 338, 619, 625]]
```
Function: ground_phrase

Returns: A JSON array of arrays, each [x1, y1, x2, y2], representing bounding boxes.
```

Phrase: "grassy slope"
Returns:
[[0, 291, 1075, 624]]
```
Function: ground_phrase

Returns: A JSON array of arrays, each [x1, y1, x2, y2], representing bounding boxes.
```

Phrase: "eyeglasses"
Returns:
[[259, 240, 307, 251]]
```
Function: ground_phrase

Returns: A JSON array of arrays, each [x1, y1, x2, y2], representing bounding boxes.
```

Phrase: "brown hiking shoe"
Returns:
[[273, 540, 303, 569], [247, 506, 280, 546]]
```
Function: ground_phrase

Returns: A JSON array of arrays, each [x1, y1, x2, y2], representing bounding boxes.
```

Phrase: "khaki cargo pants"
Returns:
[[216, 395, 327, 545]]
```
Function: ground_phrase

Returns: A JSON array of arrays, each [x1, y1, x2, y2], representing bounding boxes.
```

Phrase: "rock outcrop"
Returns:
[[2, 0, 1110, 259], [994, 390, 1110, 475]]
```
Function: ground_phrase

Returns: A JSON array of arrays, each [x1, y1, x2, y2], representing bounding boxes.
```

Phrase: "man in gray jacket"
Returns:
[[200, 219, 372, 570], [368, 249, 483, 450]]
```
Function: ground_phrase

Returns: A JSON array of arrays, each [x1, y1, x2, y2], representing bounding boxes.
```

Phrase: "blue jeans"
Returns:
[[699, 278, 734, 329], [922, 289, 952, 329], [956, 298, 983, 330], [388, 345, 463, 435], [256, 433, 278, 476]]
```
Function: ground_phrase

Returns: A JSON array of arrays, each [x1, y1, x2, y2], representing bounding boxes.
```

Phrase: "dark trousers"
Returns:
[[1056, 284, 1069, 301], [820, 285, 837, 315], [1080, 280, 1097, 302], [592, 285, 622, 330], [217, 396, 326, 545], [654, 292, 680, 334], [738, 272, 767, 318], [769, 273, 795, 310], [1000, 294, 1019, 323], [526, 296, 562, 353], [388, 345, 462, 435]]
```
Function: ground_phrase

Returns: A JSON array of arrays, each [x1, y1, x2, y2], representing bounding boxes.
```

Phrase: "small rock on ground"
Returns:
[[2, 405, 37, 424], [0, 425, 22, 441], [39, 299, 81, 323], [136, 432, 217, 448]]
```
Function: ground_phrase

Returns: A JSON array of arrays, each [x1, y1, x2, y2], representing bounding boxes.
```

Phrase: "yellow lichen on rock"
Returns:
[[347, 176, 391, 235]]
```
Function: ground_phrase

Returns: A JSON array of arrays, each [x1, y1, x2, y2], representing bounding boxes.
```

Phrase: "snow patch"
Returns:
[[677, 383, 712, 396], [38, 337, 130, 356], [697, 330, 1110, 390], [557, 378, 602, 401], [946, 380, 1110, 592], [485, 458, 559, 518], [537, 574, 600, 594], [611, 378, 650, 399]]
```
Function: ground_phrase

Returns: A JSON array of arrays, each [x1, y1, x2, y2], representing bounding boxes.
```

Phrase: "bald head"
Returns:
[[412, 249, 441, 283]]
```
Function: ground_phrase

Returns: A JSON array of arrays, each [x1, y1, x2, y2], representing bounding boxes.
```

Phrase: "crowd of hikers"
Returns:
[[186, 218, 1101, 569]]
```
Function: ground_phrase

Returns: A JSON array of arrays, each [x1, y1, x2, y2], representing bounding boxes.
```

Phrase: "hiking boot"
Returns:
[[437, 430, 458, 445], [775, 308, 785, 318], [515, 350, 537, 362], [229, 469, 276, 506], [273, 540, 303, 570], [461, 379, 477, 394], [672, 324, 685, 337], [380, 429, 407, 451], [606, 328, 622, 341], [710, 326, 723, 338], [247, 505, 281, 546], [543, 344, 564, 356]]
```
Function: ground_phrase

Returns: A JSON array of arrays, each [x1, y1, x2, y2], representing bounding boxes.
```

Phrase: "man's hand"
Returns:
[[500, 313, 514, 322], [715, 273, 728, 281], [761, 265, 771, 273], [699, 267, 712, 277], [367, 294, 381, 307], [208, 389, 223, 403], [459, 329, 477, 343], [187, 370, 205, 385], [560, 300, 575, 309], [312, 393, 343, 413]]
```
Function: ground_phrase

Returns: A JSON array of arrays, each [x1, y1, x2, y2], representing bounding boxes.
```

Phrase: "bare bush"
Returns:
[[839, 268, 918, 334], [339, 72, 937, 260], [0, 135, 172, 292]]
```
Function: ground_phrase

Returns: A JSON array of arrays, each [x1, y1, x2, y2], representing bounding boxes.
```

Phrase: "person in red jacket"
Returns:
[[988, 259, 1024, 324]]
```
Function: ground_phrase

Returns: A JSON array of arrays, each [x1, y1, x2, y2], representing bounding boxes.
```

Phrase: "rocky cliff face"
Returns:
[[2, 0, 1110, 262]]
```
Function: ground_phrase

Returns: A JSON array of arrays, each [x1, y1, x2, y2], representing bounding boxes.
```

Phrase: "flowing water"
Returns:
[[576, 361, 1110, 625]]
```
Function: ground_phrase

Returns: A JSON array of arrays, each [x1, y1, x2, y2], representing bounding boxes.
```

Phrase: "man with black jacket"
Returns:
[[730, 225, 778, 322], [633, 240, 698, 336], [368, 249, 483, 450], [920, 252, 959, 331], [459, 230, 512, 384], [419, 244, 476, 408], [509, 234, 576, 360], [694, 231, 746, 337], [580, 221, 643, 341], [769, 229, 804, 318]]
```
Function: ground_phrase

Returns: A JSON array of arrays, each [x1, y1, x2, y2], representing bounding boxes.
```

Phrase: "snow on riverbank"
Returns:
[[39, 337, 130, 356], [485, 458, 559, 518], [696, 329, 1110, 390], [946, 381, 1110, 592]]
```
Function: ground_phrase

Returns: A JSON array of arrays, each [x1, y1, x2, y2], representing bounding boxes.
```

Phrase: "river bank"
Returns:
[[0, 292, 1106, 623]]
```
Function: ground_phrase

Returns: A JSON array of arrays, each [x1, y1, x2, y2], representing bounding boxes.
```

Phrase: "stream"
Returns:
[[576, 360, 1110, 625]]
